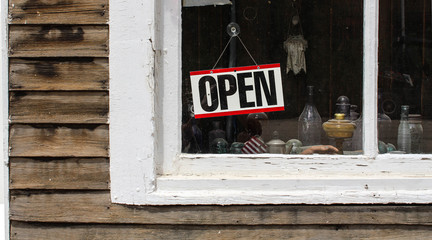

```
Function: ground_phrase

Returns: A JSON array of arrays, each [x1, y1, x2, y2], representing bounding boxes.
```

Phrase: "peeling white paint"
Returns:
[[363, 0, 379, 157], [1, 0, 8, 236], [109, 0, 157, 203]]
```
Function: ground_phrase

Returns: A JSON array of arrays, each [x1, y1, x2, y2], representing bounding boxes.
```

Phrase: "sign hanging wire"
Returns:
[[212, 37, 234, 70], [237, 35, 258, 66], [212, 23, 258, 69]]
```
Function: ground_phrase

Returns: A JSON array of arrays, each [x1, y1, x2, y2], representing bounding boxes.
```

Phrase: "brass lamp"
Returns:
[[322, 113, 356, 153]]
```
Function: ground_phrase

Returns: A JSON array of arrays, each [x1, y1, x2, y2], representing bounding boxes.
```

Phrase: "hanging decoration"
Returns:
[[284, 1, 307, 75]]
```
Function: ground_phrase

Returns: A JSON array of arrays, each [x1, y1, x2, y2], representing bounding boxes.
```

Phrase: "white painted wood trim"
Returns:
[[154, 173, 432, 205], [109, 0, 157, 203], [154, 0, 183, 175], [0, 0, 9, 238], [363, 0, 379, 157], [126, 188, 432, 205], [174, 153, 432, 177], [110, 0, 432, 205]]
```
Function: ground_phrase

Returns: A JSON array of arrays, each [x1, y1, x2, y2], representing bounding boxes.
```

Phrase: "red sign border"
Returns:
[[190, 63, 281, 76], [191, 63, 284, 119], [194, 106, 285, 119]]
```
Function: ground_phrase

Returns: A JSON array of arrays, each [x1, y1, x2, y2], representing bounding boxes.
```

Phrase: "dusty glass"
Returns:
[[378, 0, 431, 154], [182, 1, 363, 155]]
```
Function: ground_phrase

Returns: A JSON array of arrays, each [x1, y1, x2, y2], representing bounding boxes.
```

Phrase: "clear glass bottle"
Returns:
[[397, 105, 411, 153], [409, 114, 423, 153], [298, 86, 322, 146]]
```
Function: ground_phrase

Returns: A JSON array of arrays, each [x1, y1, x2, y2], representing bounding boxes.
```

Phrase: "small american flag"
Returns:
[[242, 136, 268, 154]]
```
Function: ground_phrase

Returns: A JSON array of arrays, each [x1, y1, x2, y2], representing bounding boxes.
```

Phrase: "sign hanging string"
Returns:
[[212, 35, 258, 70]]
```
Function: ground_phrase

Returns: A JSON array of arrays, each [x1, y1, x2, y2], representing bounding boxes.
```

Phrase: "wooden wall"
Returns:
[[7, 0, 432, 239]]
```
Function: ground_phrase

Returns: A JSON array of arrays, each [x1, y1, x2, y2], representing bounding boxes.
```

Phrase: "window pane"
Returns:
[[182, 1, 363, 155], [379, 0, 431, 154]]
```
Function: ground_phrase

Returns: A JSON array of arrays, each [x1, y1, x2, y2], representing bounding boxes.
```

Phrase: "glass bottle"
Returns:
[[397, 105, 411, 153], [298, 86, 322, 146], [208, 121, 226, 152], [351, 114, 362, 151], [230, 142, 245, 154], [350, 105, 360, 121], [378, 112, 392, 145], [377, 88, 392, 145], [409, 114, 423, 153], [210, 138, 228, 154]]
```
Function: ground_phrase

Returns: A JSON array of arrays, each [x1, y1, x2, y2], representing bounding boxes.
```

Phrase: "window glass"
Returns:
[[182, 1, 363, 155], [378, 0, 432, 154]]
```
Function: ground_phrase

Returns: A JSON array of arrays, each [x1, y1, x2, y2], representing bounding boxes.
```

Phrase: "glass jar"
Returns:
[[409, 114, 423, 154]]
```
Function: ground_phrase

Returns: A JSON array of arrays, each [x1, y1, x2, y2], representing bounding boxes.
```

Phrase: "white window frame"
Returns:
[[1, 0, 9, 237], [110, 0, 432, 205]]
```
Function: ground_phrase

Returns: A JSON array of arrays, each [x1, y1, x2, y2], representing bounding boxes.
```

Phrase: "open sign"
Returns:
[[190, 64, 285, 119]]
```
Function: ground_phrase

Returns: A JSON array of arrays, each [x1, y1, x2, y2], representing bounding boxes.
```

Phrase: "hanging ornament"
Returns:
[[284, 4, 307, 75], [284, 35, 307, 75]]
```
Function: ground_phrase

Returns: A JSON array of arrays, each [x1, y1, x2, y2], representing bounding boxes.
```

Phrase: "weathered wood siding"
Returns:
[[9, 58, 108, 91], [10, 222, 432, 240], [9, 25, 109, 57], [7, 0, 432, 239], [9, 0, 108, 24]]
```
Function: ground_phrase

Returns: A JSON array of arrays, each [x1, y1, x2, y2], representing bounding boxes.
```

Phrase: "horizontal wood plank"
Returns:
[[10, 92, 108, 123], [9, 25, 108, 57], [10, 222, 432, 240], [10, 158, 109, 190], [9, 191, 432, 225], [11, 222, 432, 240], [10, 124, 108, 157], [9, 58, 108, 91], [9, 0, 108, 24]]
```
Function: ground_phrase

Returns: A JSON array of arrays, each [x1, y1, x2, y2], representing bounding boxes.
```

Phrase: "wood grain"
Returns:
[[9, 25, 108, 57], [9, 191, 432, 225], [9, 58, 108, 91], [9, 0, 108, 24], [10, 92, 108, 123], [9, 124, 108, 157], [11, 222, 432, 240], [10, 158, 109, 190], [6, 2, 432, 239]]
